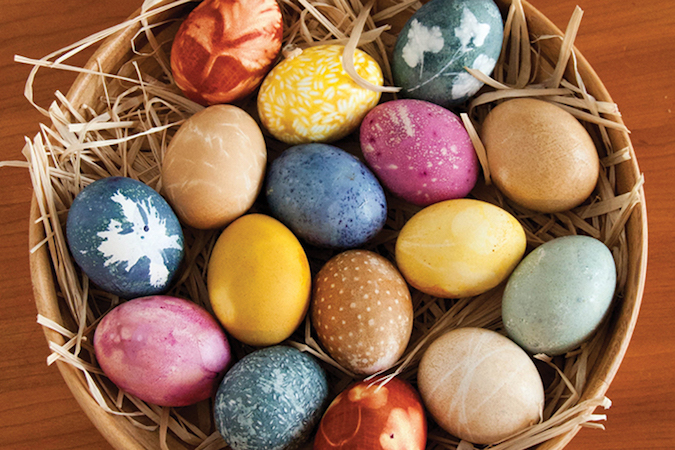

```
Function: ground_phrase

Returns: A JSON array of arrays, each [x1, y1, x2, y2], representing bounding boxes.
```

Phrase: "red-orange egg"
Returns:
[[170, 0, 283, 105], [314, 377, 427, 450]]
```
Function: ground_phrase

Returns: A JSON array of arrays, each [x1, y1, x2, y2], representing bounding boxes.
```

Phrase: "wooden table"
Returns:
[[0, 0, 672, 449]]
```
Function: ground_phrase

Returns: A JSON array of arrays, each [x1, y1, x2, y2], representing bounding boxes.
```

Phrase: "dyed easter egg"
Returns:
[[94, 295, 231, 407], [314, 377, 427, 449], [162, 105, 266, 229], [266, 143, 387, 249], [418, 327, 544, 445], [395, 199, 526, 298], [257, 44, 383, 143], [66, 177, 184, 299], [312, 250, 413, 375], [502, 235, 617, 355], [207, 214, 311, 346], [214, 346, 329, 450], [170, 0, 283, 105], [392, 0, 504, 108], [360, 99, 478, 206], [482, 98, 600, 213]]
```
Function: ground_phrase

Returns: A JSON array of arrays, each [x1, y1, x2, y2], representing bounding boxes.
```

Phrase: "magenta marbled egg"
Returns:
[[360, 99, 478, 206], [94, 295, 231, 407]]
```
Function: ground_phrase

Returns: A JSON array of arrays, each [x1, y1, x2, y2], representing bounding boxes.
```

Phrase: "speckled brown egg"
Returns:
[[482, 98, 600, 213], [311, 250, 413, 375]]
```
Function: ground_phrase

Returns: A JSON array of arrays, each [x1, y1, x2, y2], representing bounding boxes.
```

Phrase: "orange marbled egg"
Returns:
[[170, 0, 283, 105], [311, 250, 413, 375], [314, 377, 427, 450]]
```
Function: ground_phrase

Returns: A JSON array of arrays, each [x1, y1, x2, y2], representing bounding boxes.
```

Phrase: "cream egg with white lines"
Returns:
[[311, 250, 413, 375]]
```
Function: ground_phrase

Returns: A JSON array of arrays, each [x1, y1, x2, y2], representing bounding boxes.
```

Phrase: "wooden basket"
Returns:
[[28, 0, 648, 449]]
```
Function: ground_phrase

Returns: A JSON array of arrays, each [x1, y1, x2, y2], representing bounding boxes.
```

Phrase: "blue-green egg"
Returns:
[[214, 346, 329, 450], [502, 235, 617, 356], [392, 0, 503, 108]]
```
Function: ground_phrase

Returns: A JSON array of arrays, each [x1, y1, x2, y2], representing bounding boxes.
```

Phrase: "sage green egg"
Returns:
[[502, 235, 617, 356]]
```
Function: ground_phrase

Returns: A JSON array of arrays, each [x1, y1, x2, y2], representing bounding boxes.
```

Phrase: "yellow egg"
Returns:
[[207, 214, 311, 346], [395, 199, 526, 298], [257, 44, 383, 144]]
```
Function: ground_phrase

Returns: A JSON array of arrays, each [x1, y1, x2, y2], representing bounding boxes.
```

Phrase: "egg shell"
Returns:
[[207, 214, 311, 346], [66, 177, 184, 299], [314, 376, 427, 449], [502, 235, 617, 356], [257, 44, 383, 144], [481, 98, 600, 213], [214, 346, 329, 450], [392, 0, 503, 108], [266, 143, 387, 249], [161, 105, 267, 229], [170, 0, 282, 105], [311, 250, 413, 375], [360, 99, 478, 206], [418, 327, 544, 445], [395, 199, 526, 298], [93, 295, 231, 407]]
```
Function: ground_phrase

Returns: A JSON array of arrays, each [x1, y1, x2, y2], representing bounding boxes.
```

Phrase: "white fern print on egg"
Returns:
[[451, 53, 497, 100], [401, 19, 445, 69], [454, 7, 491, 51]]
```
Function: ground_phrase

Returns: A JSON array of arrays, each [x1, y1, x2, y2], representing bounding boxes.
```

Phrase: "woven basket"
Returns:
[[28, 0, 648, 449]]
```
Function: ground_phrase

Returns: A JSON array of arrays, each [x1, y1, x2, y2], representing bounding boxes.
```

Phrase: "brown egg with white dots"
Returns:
[[311, 250, 413, 375]]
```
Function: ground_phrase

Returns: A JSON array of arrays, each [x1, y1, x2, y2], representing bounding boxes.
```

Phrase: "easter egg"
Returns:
[[214, 346, 329, 450], [170, 0, 283, 105], [418, 327, 545, 445], [392, 0, 504, 108], [66, 177, 184, 299], [311, 250, 413, 375], [162, 105, 266, 229], [314, 376, 427, 449], [502, 235, 617, 356], [481, 98, 600, 213], [207, 214, 311, 346], [395, 199, 526, 298], [94, 295, 231, 407], [257, 44, 383, 143], [266, 143, 387, 249], [360, 99, 478, 206]]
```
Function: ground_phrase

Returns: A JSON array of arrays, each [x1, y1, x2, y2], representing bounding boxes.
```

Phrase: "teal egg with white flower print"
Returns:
[[66, 176, 184, 299], [392, 0, 504, 108]]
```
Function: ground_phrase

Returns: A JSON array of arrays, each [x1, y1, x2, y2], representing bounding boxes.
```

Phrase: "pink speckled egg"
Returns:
[[94, 295, 231, 407], [360, 99, 478, 206]]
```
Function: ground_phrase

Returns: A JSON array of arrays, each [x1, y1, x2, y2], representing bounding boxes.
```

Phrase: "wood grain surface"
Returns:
[[0, 0, 673, 449]]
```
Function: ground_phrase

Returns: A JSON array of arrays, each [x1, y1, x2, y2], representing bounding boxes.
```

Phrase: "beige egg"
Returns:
[[311, 250, 413, 375], [161, 105, 266, 229], [418, 327, 545, 445], [481, 98, 599, 213]]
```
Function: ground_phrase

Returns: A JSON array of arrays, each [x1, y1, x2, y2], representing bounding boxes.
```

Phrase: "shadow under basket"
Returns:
[[28, 0, 648, 449]]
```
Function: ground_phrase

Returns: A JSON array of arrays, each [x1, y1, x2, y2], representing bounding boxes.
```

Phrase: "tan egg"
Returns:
[[161, 105, 266, 229], [311, 250, 413, 375], [481, 98, 599, 213]]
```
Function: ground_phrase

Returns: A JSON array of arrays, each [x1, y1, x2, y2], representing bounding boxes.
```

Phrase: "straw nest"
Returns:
[[4, 0, 647, 449]]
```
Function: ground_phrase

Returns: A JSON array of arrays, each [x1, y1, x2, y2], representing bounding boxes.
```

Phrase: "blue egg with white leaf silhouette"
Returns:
[[392, 0, 504, 108], [66, 177, 184, 298]]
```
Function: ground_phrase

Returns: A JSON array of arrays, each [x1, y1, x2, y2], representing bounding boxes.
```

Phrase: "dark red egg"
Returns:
[[170, 0, 283, 105], [314, 377, 427, 450]]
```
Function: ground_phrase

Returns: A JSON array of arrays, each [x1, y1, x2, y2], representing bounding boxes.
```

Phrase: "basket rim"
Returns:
[[28, 0, 649, 449]]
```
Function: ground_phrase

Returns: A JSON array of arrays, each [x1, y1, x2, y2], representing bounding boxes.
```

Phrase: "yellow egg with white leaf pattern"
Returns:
[[257, 44, 383, 144]]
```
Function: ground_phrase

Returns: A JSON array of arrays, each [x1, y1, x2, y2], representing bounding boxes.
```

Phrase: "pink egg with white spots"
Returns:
[[94, 295, 231, 407], [360, 99, 478, 206]]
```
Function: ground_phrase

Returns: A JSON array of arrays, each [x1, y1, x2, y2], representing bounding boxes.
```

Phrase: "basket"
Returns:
[[26, 0, 648, 449]]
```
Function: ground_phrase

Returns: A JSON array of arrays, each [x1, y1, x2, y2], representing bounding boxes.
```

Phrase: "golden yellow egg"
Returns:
[[395, 199, 526, 298], [257, 44, 383, 144], [207, 214, 311, 346]]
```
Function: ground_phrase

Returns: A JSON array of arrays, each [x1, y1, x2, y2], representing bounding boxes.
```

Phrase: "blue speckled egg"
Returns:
[[214, 346, 329, 450], [266, 144, 387, 249], [66, 177, 184, 299], [502, 235, 617, 356], [392, 0, 504, 108]]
